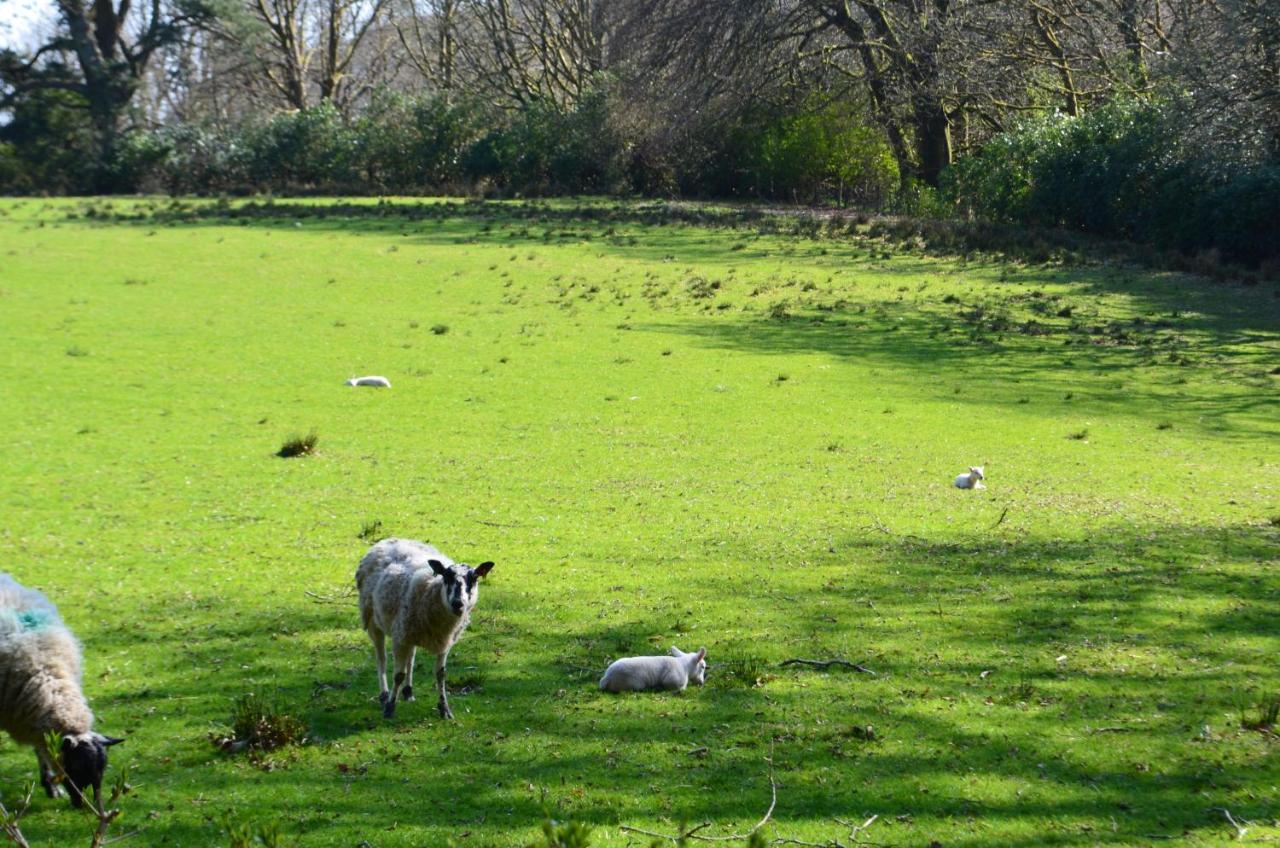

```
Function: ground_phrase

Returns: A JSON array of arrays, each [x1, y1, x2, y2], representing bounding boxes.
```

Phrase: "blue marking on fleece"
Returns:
[[15, 609, 53, 631]]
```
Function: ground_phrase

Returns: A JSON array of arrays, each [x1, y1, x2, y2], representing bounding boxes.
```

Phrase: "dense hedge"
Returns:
[[943, 99, 1280, 268], [1, 89, 899, 205], [3, 89, 1276, 269]]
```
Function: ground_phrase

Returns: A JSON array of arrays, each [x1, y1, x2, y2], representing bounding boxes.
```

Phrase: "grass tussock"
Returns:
[[717, 655, 770, 688], [1242, 695, 1280, 733], [212, 693, 307, 754], [276, 430, 318, 457]]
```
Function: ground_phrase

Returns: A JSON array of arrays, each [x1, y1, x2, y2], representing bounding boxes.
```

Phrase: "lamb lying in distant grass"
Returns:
[[346, 376, 391, 387], [954, 466, 985, 489], [599, 646, 707, 693]]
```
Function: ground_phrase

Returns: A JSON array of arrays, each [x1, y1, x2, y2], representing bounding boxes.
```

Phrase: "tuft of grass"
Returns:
[[358, 519, 383, 541], [1156, 421, 1173, 430], [65, 345, 88, 357], [1066, 428, 1089, 440], [213, 694, 307, 754], [1241, 695, 1280, 733], [431, 324, 450, 335], [717, 655, 769, 688], [276, 430, 318, 458]]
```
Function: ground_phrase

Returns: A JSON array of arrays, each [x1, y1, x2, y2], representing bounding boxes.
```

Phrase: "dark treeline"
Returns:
[[2, 0, 1277, 267]]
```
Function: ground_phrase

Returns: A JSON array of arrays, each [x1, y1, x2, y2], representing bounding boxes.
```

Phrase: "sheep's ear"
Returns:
[[668, 646, 683, 657], [428, 559, 448, 576], [695, 647, 706, 662], [473, 561, 494, 578]]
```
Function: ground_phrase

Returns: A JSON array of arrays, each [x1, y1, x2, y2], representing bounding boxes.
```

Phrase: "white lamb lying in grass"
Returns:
[[599, 646, 707, 693], [346, 376, 391, 388], [954, 466, 985, 489]]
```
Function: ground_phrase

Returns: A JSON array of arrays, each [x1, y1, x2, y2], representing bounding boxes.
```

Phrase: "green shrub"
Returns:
[[464, 87, 627, 195], [244, 103, 358, 191], [360, 92, 484, 191], [944, 99, 1280, 268], [0, 88, 97, 193], [747, 102, 898, 206]]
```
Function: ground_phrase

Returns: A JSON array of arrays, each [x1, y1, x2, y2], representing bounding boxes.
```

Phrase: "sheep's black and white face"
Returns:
[[60, 732, 123, 808], [428, 559, 495, 616]]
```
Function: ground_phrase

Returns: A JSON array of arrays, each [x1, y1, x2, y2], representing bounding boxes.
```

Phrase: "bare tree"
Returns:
[[463, 0, 605, 106], [389, 0, 460, 96], [232, 0, 392, 108]]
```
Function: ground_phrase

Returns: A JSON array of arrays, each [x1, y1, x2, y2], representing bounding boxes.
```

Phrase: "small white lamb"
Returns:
[[599, 646, 707, 693], [954, 466, 986, 489], [346, 376, 392, 388]]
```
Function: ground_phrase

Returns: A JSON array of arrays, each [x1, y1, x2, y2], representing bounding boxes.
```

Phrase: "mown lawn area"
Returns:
[[0, 197, 1277, 847]]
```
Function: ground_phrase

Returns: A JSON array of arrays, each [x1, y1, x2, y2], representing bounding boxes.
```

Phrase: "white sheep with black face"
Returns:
[[599, 646, 708, 693], [0, 574, 123, 807], [356, 539, 495, 719]]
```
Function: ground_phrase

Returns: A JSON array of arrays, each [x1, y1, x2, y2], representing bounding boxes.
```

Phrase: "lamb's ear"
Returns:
[[473, 561, 494, 578], [695, 647, 706, 662], [668, 646, 684, 657], [428, 559, 448, 576]]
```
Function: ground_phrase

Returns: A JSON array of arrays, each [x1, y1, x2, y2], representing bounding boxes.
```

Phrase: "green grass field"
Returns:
[[0, 197, 1277, 848]]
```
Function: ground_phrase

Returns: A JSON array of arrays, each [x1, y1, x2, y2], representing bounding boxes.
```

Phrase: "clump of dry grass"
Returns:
[[277, 430, 318, 458]]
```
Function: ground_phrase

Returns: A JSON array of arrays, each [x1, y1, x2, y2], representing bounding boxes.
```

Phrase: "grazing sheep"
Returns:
[[599, 646, 707, 693], [356, 539, 494, 719], [954, 466, 986, 490], [0, 574, 122, 807], [346, 376, 392, 388]]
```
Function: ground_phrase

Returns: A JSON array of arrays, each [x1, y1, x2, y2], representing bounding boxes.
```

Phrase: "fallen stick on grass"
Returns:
[[619, 757, 776, 843], [780, 658, 876, 676]]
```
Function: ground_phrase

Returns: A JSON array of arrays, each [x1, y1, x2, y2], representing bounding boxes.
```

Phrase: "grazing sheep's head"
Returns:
[[60, 732, 123, 808], [428, 559, 495, 616], [670, 646, 708, 686]]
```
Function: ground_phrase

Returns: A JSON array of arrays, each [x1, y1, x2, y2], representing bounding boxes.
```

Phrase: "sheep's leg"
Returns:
[[402, 647, 417, 701], [435, 652, 453, 719], [384, 643, 414, 719], [369, 627, 389, 706], [36, 747, 64, 798]]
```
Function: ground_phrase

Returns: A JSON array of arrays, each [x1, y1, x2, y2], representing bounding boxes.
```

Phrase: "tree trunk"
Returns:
[[914, 101, 952, 187]]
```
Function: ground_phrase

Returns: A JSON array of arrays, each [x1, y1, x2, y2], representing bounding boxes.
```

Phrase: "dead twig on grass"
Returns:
[[304, 586, 355, 604], [991, 507, 1009, 528], [620, 754, 777, 843], [770, 814, 883, 848], [780, 658, 876, 676], [1211, 808, 1250, 840]]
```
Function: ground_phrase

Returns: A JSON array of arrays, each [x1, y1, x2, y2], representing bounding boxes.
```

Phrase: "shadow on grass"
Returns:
[[638, 305, 1279, 439], [61, 521, 1279, 846], [65, 197, 1280, 440]]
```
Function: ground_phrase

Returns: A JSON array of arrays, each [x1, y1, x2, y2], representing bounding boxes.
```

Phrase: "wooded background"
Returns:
[[2, 0, 1277, 265]]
